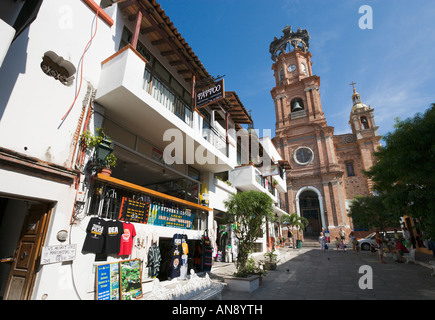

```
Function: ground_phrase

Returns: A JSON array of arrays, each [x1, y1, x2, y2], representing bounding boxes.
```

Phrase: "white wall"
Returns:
[[0, 0, 119, 168]]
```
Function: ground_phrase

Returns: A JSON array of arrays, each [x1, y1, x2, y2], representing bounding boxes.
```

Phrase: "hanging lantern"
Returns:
[[95, 137, 113, 166]]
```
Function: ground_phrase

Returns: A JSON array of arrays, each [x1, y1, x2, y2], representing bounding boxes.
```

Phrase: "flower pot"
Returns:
[[264, 261, 277, 270], [223, 275, 260, 293], [100, 167, 112, 176]]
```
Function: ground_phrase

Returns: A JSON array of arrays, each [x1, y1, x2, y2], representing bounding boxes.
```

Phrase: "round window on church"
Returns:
[[293, 147, 314, 165]]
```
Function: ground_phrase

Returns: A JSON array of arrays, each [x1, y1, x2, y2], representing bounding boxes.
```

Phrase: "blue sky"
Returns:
[[159, 0, 435, 140]]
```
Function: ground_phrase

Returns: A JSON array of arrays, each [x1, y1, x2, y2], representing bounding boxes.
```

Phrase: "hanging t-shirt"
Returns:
[[104, 220, 124, 255], [181, 234, 189, 255], [170, 246, 182, 279], [119, 222, 136, 255], [82, 217, 106, 254], [171, 233, 183, 247]]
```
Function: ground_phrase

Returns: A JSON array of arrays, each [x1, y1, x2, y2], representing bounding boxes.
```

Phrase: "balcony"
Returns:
[[229, 165, 277, 203], [94, 45, 234, 173]]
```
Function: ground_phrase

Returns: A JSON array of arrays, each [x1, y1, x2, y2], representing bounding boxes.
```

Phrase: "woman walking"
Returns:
[[375, 231, 386, 264], [319, 232, 326, 251]]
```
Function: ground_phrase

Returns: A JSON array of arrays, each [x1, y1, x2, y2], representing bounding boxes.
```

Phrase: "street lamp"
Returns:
[[95, 136, 113, 167]]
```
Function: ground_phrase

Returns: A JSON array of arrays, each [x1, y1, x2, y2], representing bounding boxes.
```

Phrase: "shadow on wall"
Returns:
[[0, 27, 29, 122]]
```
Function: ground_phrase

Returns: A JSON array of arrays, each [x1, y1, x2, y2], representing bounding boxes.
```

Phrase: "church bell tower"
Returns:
[[270, 26, 351, 239]]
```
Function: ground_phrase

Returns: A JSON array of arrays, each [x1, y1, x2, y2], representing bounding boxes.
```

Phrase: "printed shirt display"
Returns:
[[169, 247, 181, 279], [82, 217, 106, 254], [104, 220, 124, 254], [119, 222, 136, 255]]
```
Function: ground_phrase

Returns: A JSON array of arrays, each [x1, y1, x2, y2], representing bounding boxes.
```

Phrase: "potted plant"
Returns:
[[101, 152, 117, 176], [222, 190, 275, 292], [281, 213, 308, 249], [80, 127, 117, 175], [245, 257, 267, 285], [272, 179, 278, 188], [263, 251, 278, 270]]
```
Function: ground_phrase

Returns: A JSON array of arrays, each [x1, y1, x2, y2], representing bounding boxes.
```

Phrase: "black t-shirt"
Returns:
[[170, 247, 181, 279], [82, 217, 106, 254], [104, 220, 124, 254]]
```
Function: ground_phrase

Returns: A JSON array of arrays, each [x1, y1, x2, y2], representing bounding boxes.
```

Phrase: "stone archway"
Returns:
[[295, 186, 326, 236]]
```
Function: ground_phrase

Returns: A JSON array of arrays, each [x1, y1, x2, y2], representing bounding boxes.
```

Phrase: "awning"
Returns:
[[95, 173, 212, 212], [208, 91, 253, 129], [118, 0, 211, 84]]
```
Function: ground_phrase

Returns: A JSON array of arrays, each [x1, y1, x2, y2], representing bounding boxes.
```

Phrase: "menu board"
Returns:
[[96, 262, 120, 300], [118, 197, 150, 223]]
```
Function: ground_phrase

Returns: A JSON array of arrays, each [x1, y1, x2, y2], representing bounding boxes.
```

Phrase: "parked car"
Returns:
[[358, 230, 403, 251]]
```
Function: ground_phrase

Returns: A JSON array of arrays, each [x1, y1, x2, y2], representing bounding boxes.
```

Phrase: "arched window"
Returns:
[[40, 51, 76, 86], [360, 116, 370, 129]]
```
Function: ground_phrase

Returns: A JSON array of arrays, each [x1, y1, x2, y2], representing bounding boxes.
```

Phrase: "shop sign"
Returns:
[[40, 244, 76, 265], [261, 164, 279, 177], [96, 262, 120, 300], [118, 197, 150, 224], [196, 79, 225, 109], [148, 204, 194, 229]]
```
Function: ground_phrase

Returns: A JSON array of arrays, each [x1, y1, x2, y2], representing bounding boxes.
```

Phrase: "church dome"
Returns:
[[350, 85, 368, 113]]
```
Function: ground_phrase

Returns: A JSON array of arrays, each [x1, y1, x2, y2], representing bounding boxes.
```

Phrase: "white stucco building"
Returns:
[[0, 0, 288, 300]]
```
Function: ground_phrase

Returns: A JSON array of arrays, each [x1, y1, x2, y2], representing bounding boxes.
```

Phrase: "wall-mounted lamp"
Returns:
[[95, 136, 113, 168]]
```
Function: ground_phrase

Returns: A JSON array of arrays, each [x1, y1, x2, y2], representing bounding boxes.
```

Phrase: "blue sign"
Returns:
[[96, 263, 119, 300]]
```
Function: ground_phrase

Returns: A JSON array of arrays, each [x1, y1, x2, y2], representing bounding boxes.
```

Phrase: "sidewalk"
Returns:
[[209, 246, 313, 281], [209, 246, 435, 300]]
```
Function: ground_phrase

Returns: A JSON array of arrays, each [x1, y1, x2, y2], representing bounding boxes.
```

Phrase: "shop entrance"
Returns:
[[299, 190, 321, 237], [0, 197, 52, 300]]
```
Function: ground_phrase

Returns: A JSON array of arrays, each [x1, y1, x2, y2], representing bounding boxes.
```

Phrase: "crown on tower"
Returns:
[[269, 25, 311, 61]]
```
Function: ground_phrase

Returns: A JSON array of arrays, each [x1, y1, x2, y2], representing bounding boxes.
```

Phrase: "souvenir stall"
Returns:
[[84, 174, 213, 300]]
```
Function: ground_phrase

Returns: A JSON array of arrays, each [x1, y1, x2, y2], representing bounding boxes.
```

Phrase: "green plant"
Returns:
[[281, 213, 309, 248], [224, 190, 275, 277], [272, 179, 278, 187], [105, 153, 117, 168], [263, 251, 278, 262], [81, 127, 105, 149], [234, 257, 266, 277], [80, 127, 117, 168]]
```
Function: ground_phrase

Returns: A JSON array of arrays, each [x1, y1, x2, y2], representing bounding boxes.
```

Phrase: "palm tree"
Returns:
[[281, 213, 308, 248]]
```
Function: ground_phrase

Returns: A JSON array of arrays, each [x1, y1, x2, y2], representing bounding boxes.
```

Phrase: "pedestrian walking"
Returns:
[[375, 231, 386, 264], [319, 232, 326, 251], [334, 237, 340, 250], [339, 228, 346, 242], [287, 228, 293, 248], [349, 231, 359, 253]]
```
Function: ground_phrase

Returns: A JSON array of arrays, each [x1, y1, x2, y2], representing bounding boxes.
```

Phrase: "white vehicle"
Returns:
[[358, 230, 403, 251]]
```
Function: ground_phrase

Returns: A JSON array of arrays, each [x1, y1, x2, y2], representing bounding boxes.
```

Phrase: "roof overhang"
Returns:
[[118, 0, 211, 84]]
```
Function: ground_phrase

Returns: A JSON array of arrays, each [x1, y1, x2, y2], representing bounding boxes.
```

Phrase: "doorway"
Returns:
[[299, 190, 321, 237], [0, 196, 52, 300]]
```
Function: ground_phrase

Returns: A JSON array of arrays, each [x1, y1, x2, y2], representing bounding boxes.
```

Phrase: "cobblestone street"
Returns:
[[210, 247, 435, 300]]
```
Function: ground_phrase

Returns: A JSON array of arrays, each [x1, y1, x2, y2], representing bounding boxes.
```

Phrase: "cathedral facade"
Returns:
[[270, 26, 382, 240]]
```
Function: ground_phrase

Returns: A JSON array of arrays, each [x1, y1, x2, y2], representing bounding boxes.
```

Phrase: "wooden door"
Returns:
[[3, 203, 51, 300]]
